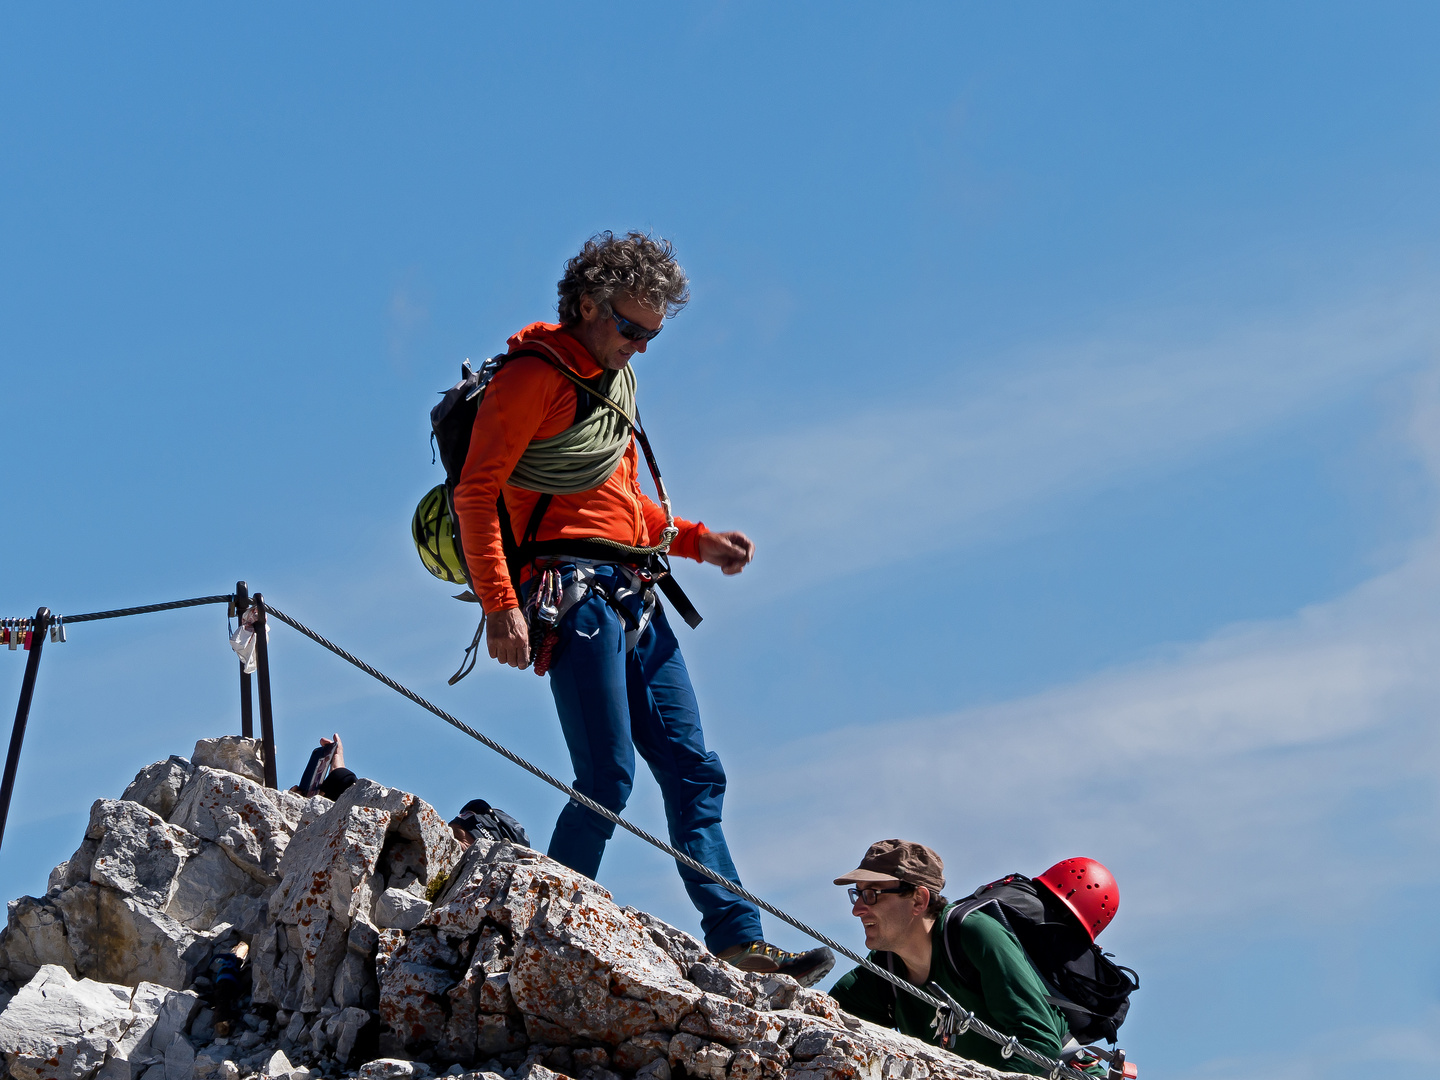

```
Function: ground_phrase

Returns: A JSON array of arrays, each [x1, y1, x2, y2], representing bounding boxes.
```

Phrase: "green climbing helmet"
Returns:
[[412, 484, 468, 585]]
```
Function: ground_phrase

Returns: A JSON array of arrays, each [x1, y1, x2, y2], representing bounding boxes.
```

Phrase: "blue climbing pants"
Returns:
[[541, 565, 764, 953]]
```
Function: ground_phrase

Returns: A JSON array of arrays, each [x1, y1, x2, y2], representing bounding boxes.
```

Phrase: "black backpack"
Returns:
[[450, 798, 530, 847], [429, 349, 609, 592], [945, 874, 1138, 1043], [880, 873, 1139, 1044]]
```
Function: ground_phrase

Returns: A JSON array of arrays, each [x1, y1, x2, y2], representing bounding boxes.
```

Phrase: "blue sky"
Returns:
[[3, 5, 1439, 1077]]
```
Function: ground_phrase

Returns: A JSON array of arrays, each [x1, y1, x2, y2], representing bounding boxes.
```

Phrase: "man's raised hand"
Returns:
[[697, 530, 755, 575]]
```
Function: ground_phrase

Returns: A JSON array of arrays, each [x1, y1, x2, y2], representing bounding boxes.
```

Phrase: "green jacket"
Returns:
[[829, 906, 1070, 1077]]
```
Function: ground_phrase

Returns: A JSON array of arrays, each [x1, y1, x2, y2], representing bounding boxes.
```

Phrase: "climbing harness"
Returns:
[[419, 344, 699, 683]]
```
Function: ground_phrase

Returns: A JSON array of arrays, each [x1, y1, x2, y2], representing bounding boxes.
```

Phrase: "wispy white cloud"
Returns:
[[724, 368, 1440, 946], [699, 288, 1439, 587]]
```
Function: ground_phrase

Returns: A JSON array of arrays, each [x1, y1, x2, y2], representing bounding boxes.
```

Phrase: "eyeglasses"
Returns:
[[610, 308, 663, 343], [847, 886, 909, 906]]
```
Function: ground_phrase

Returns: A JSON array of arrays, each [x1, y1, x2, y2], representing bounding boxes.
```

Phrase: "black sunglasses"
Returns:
[[610, 308, 663, 343], [847, 885, 910, 905]]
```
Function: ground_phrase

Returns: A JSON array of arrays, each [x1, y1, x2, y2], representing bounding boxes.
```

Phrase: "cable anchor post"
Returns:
[[250, 593, 278, 789], [0, 608, 51, 855]]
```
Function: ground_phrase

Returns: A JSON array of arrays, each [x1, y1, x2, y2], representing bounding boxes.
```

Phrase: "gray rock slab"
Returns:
[[0, 895, 76, 984], [164, 1034, 196, 1080], [123, 758, 196, 820], [86, 800, 202, 910], [330, 1006, 370, 1064], [191, 738, 265, 785], [169, 767, 323, 884], [51, 833, 101, 893], [0, 965, 135, 1080], [373, 888, 430, 931], [53, 883, 220, 989], [165, 843, 269, 932]]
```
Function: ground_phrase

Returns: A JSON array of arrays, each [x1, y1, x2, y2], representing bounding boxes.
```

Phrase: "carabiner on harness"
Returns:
[[926, 982, 975, 1050]]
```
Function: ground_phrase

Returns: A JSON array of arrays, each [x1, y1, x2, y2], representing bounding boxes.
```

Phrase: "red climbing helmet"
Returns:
[[1035, 857, 1118, 941]]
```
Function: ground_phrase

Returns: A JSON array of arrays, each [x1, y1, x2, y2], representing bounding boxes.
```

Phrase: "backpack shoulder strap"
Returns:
[[939, 899, 989, 995], [878, 952, 898, 1026]]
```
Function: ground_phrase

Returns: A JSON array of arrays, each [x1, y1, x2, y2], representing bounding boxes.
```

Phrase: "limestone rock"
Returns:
[[3, 797, 246, 991], [86, 800, 202, 911], [375, 888, 431, 931], [359, 1060, 421, 1080], [190, 738, 265, 785], [122, 758, 196, 821], [260, 779, 460, 1014], [168, 767, 321, 883], [689, 962, 756, 1007], [163, 1034, 195, 1080], [52, 882, 222, 989], [164, 844, 269, 933], [0, 965, 133, 1080], [669, 1034, 732, 1080], [148, 989, 200, 1062], [626, 907, 708, 970], [52, 835, 102, 894], [1, 745, 1028, 1080], [613, 1033, 670, 1072], [97, 982, 178, 1080], [678, 993, 784, 1045], [508, 883, 701, 1046], [329, 1005, 372, 1064], [0, 895, 76, 984]]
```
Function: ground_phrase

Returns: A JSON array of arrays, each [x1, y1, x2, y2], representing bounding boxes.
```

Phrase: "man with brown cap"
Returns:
[[829, 840, 1075, 1077]]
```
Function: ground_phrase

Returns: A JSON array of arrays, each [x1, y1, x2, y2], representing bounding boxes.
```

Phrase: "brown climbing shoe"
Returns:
[[717, 941, 836, 987]]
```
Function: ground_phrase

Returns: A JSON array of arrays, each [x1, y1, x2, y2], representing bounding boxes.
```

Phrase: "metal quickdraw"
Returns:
[[927, 982, 975, 1050]]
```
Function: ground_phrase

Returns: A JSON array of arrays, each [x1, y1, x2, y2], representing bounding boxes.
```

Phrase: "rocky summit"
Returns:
[[0, 738, 1021, 1080]]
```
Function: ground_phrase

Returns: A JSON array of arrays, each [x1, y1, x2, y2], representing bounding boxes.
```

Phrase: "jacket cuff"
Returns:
[[670, 519, 709, 563]]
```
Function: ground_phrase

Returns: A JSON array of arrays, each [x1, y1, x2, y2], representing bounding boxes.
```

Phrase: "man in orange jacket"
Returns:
[[453, 231, 833, 985]]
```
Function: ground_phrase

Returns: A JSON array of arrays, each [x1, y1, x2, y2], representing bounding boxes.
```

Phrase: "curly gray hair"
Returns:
[[557, 231, 690, 325]]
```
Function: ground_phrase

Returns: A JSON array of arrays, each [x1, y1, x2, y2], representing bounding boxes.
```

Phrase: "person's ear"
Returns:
[[578, 294, 597, 322], [914, 886, 930, 914]]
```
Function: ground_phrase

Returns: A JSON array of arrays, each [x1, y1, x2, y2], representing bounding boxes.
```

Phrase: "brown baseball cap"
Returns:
[[833, 839, 945, 892]]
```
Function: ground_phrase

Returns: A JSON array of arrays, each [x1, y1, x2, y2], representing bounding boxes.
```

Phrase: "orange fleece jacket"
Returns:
[[452, 323, 708, 613]]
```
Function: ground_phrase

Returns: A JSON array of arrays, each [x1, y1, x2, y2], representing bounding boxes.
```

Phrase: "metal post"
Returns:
[[251, 594, 278, 789], [0, 607, 50, 855], [235, 581, 253, 739]]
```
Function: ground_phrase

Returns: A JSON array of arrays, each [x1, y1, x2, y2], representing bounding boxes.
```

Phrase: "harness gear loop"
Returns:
[[447, 613, 486, 686]]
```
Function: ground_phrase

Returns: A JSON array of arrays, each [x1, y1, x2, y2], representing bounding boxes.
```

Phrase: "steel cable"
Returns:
[[2, 591, 1087, 1078], [57, 595, 235, 624], [259, 600, 1088, 1080]]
